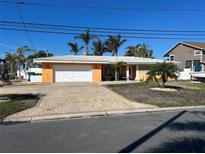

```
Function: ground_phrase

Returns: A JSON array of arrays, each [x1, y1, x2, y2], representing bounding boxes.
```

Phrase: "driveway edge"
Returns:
[[2, 105, 205, 123]]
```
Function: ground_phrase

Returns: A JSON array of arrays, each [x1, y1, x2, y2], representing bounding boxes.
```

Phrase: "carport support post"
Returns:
[[136, 64, 139, 81], [115, 67, 118, 81], [126, 65, 129, 81]]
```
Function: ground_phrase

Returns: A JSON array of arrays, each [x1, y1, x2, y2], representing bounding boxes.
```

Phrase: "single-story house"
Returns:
[[34, 55, 164, 83]]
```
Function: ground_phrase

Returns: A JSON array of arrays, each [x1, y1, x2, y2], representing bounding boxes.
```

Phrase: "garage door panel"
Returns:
[[54, 65, 92, 82]]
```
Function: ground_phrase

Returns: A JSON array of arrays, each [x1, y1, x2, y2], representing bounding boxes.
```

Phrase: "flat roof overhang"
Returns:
[[33, 60, 166, 65]]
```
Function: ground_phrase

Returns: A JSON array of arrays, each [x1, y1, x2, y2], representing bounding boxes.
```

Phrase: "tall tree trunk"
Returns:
[[162, 74, 166, 87], [84, 45, 88, 55], [18, 64, 21, 80], [115, 67, 118, 81]]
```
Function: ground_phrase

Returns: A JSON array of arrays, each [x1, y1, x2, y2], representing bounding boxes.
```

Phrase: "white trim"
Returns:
[[194, 50, 202, 56], [126, 65, 129, 81], [34, 60, 109, 64], [34, 60, 166, 65]]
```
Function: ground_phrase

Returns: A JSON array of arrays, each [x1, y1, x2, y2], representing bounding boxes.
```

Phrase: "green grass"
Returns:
[[0, 94, 39, 120], [107, 81, 158, 88], [189, 83, 205, 90], [106, 81, 205, 108]]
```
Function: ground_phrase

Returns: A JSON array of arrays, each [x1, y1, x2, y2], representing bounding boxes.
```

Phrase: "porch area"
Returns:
[[101, 64, 138, 81]]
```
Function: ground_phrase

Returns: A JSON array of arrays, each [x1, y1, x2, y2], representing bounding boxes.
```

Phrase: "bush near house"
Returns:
[[146, 62, 179, 87], [0, 63, 10, 84]]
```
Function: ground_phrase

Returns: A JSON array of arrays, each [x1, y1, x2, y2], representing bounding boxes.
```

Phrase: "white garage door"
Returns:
[[54, 65, 92, 82]]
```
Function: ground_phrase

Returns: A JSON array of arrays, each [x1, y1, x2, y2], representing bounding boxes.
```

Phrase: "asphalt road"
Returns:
[[0, 109, 205, 153]]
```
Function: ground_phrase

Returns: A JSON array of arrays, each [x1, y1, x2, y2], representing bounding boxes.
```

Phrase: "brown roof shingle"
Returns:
[[164, 42, 205, 56], [183, 42, 205, 49]]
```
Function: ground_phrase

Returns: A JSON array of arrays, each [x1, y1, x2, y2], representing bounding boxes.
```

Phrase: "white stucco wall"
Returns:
[[30, 75, 42, 82]]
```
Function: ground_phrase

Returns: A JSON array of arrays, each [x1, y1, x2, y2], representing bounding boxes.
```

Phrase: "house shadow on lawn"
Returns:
[[119, 110, 205, 153]]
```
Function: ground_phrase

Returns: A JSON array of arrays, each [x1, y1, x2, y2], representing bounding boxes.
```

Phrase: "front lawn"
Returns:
[[106, 81, 205, 108], [0, 94, 39, 120]]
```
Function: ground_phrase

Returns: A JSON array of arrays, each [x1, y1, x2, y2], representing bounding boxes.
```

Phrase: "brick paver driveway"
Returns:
[[0, 82, 156, 121]]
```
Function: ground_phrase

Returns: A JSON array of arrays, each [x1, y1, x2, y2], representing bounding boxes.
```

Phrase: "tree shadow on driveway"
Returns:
[[119, 110, 186, 153], [148, 137, 205, 153], [119, 110, 205, 153], [168, 121, 205, 131]]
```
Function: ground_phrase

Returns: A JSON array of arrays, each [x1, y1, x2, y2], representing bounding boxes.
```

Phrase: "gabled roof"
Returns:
[[164, 42, 205, 57], [34, 55, 164, 64]]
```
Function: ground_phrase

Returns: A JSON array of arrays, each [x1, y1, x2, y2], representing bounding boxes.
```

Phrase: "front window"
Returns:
[[185, 60, 192, 68], [194, 60, 201, 72], [169, 55, 174, 61], [194, 50, 202, 56]]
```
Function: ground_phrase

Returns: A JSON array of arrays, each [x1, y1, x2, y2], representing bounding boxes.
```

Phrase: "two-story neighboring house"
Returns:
[[164, 42, 205, 80]]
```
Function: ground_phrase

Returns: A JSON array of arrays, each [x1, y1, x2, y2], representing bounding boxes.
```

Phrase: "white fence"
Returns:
[[190, 71, 205, 78], [30, 75, 42, 82], [29, 68, 42, 82], [178, 68, 191, 80]]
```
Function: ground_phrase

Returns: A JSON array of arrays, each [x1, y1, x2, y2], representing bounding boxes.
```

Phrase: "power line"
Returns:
[[1, 0, 205, 12], [1, 20, 205, 33], [16, 3, 36, 49], [1, 27, 205, 40], [1, 23, 205, 36]]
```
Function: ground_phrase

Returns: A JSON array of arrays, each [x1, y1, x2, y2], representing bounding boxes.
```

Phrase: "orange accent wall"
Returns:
[[138, 71, 149, 81], [92, 64, 102, 82], [42, 63, 53, 83], [120, 65, 126, 77], [137, 64, 151, 81]]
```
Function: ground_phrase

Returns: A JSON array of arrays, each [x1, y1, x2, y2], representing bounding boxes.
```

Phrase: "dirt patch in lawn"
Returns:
[[106, 82, 205, 108], [0, 94, 39, 120]]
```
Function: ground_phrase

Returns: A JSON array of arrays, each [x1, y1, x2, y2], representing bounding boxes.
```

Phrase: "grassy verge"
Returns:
[[0, 94, 39, 120], [106, 81, 205, 108]]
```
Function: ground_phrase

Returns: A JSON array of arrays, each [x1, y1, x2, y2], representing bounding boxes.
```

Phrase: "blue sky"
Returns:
[[0, 0, 205, 59]]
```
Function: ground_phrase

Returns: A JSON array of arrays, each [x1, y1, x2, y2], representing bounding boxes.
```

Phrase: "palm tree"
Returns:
[[125, 46, 134, 56], [74, 29, 94, 55], [26, 50, 53, 68], [16, 46, 32, 79], [105, 34, 126, 56], [91, 38, 106, 56], [146, 62, 179, 87], [125, 44, 153, 58], [67, 42, 83, 55]]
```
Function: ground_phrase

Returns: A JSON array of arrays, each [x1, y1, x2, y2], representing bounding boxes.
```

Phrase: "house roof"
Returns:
[[34, 55, 164, 64], [164, 42, 205, 57]]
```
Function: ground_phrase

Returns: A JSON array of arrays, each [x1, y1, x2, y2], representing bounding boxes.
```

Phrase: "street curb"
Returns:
[[107, 105, 205, 115], [3, 105, 205, 123]]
